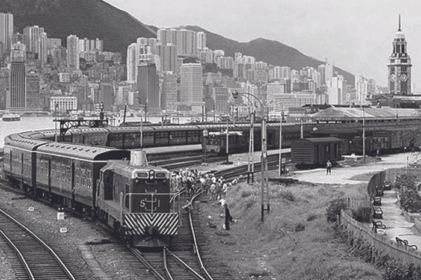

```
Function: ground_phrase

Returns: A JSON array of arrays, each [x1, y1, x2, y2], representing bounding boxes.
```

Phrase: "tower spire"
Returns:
[[398, 14, 401, 32]]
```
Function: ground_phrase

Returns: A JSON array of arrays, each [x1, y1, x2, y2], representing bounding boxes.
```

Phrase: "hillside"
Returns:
[[0, 0, 156, 55], [185, 25, 355, 85], [0, 0, 355, 85]]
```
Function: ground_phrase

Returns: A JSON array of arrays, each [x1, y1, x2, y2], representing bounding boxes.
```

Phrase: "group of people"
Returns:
[[173, 168, 238, 230]]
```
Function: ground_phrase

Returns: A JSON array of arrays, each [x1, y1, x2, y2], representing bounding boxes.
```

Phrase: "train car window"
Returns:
[[81, 168, 86, 187], [75, 167, 80, 185], [87, 170, 92, 189], [66, 166, 71, 182], [61, 164, 66, 181], [52, 162, 56, 178]]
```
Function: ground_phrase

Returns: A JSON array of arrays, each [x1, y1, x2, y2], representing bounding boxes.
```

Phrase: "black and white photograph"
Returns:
[[1, 0, 421, 279]]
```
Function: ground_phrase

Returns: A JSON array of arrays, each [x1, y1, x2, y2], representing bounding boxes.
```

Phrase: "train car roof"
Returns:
[[68, 127, 109, 133], [107, 126, 155, 133], [297, 137, 342, 143], [152, 125, 201, 131], [18, 130, 48, 140], [37, 142, 130, 160], [312, 127, 360, 134], [4, 134, 50, 150]]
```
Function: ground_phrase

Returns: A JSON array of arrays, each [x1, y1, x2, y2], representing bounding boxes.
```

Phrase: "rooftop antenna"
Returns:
[[398, 14, 401, 31]]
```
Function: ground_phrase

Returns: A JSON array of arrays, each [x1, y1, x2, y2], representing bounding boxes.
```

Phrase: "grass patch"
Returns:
[[200, 179, 382, 279]]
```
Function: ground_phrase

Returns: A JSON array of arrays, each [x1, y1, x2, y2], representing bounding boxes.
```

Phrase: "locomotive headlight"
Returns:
[[149, 170, 155, 179]]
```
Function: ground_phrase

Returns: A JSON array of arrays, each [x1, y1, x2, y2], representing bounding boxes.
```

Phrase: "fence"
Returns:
[[340, 209, 421, 264], [340, 166, 421, 265]]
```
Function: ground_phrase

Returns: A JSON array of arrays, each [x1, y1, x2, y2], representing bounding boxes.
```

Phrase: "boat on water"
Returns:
[[2, 114, 21, 122]]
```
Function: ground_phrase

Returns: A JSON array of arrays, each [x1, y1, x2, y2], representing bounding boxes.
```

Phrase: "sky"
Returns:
[[104, 0, 421, 91]]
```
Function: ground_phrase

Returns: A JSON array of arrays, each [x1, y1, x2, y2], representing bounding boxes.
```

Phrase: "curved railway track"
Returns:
[[0, 208, 76, 280]]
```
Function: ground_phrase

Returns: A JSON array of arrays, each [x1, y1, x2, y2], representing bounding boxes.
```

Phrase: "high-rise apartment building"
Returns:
[[79, 38, 103, 52], [388, 15, 412, 95], [157, 28, 198, 56], [23, 26, 42, 55], [197, 32, 206, 50], [179, 63, 203, 108], [7, 61, 26, 110], [126, 43, 137, 83], [0, 13, 13, 53], [67, 35, 80, 70]]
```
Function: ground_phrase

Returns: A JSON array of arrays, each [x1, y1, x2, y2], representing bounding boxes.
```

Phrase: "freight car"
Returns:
[[3, 135, 179, 247], [291, 137, 343, 169]]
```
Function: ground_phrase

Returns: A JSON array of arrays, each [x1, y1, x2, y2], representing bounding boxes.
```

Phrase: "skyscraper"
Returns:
[[26, 70, 41, 110], [0, 13, 13, 53], [157, 43, 177, 73], [161, 72, 178, 110], [67, 35, 80, 70], [8, 61, 26, 109], [388, 15, 412, 95], [137, 64, 159, 113], [179, 63, 203, 112]]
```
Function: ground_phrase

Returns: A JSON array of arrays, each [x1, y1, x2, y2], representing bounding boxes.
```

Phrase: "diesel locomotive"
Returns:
[[2, 134, 178, 247]]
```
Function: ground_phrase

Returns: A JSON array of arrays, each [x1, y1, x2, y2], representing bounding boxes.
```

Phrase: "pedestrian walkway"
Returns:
[[379, 189, 421, 249], [290, 153, 411, 184]]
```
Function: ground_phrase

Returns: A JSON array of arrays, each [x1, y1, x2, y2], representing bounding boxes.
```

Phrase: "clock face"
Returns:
[[390, 74, 396, 82], [400, 74, 408, 82]]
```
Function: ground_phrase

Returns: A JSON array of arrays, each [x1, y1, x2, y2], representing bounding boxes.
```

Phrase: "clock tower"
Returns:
[[388, 15, 412, 95]]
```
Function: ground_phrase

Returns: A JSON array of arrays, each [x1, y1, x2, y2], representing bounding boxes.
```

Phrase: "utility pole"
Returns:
[[261, 117, 269, 221]]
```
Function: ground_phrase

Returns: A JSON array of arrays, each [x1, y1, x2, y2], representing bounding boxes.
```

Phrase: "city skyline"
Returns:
[[104, 0, 421, 91]]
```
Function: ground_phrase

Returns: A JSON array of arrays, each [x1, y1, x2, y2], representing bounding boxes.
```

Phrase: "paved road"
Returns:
[[290, 153, 413, 184]]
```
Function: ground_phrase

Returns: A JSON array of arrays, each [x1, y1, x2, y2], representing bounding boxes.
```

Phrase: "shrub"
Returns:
[[400, 188, 421, 213], [241, 189, 254, 198], [352, 207, 371, 223], [306, 214, 318, 222], [394, 174, 417, 190], [294, 223, 305, 232], [280, 190, 295, 202], [326, 198, 347, 223]]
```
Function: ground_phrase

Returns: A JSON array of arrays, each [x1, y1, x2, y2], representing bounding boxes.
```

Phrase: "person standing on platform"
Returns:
[[326, 160, 332, 175]]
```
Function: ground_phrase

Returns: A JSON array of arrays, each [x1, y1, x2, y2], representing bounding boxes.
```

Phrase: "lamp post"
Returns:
[[233, 91, 269, 222]]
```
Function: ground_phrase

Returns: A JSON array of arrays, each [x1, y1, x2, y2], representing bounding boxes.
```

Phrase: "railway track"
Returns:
[[0, 208, 77, 280], [128, 191, 232, 280], [214, 152, 292, 181]]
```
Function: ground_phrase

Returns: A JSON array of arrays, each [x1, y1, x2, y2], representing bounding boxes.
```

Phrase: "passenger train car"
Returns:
[[3, 135, 179, 247]]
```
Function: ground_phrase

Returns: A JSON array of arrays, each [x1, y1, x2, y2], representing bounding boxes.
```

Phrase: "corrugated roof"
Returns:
[[299, 137, 342, 143]]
